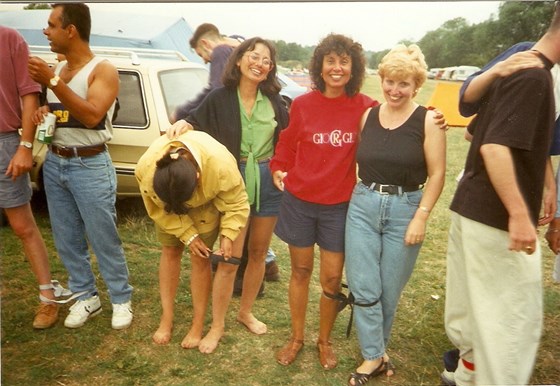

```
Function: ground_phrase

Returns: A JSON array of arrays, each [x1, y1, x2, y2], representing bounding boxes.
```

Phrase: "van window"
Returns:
[[159, 68, 208, 118], [114, 71, 148, 128]]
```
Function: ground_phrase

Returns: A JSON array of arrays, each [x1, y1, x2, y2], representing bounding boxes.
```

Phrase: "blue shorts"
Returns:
[[0, 132, 32, 209], [240, 159, 282, 217], [275, 190, 349, 252]]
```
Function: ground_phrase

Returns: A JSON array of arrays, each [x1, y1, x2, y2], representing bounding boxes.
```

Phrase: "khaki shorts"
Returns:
[[156, 223, 220, 251]]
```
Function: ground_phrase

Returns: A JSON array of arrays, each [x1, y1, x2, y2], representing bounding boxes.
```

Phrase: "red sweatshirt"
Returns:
[[270, 90, 378, 205]]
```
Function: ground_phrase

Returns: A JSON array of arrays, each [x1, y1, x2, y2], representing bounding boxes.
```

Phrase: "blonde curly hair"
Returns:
[[378, 44, 428, 89]]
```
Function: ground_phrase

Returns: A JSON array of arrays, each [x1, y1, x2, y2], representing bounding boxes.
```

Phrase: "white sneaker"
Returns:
[[64, 295, 102, 328], [111, 301, 133, 330], [440, 369, 456, 386]]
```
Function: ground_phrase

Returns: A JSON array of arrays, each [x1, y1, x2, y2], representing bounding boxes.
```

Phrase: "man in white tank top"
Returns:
[[28, 3, 133, 331]]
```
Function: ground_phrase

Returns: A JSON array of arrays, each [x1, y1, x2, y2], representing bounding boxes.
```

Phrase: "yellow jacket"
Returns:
[[135, 131, 249, 245]]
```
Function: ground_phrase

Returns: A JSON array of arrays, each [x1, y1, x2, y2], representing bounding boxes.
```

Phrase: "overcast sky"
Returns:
[[1, 1, 503, 52], [86, 1, 503, 52]]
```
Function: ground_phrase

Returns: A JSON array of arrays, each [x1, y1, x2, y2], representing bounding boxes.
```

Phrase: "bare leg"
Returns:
[[182, 253, 212, 349], [198, 262, 237, 353], [276, 245, 314, 365], [237, 216, 276, 335], [199, 228, 246, 353], [5, 204, 55, 301], [318, 248, 344, 343], [317, 248, 344, 369], [289, 245, 314, 341], [152, 245, 183, 345]]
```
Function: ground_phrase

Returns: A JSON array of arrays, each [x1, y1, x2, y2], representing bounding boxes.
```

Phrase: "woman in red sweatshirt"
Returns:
[[270, 34, 378, 370]]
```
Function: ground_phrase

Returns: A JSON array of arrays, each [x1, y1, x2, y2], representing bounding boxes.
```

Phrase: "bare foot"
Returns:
[[198, 326, 223, 354], [152, 322, 173, 345], [237, 313, 267, 335], [355, 358, 383, 376], [181, 327, 203, 349]]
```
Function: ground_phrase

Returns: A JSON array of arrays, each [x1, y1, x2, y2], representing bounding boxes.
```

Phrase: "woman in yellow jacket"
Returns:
[[135, 130, 249, 353]]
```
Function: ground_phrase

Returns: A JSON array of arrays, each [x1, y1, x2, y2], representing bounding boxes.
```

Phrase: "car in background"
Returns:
[[440, 66, 458, 81], [28, 45, 208, 197], [277, 72, 308, 109], [427, 68, 442, 79], [452, 65, 481, 81]]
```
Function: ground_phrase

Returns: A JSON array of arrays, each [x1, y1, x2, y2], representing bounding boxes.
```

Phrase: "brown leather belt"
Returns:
[[49, 143, 106, 158]]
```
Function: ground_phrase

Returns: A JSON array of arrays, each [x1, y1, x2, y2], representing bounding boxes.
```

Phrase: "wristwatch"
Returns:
[[19, 140, 33, 149], [49, 75, 60, 88]]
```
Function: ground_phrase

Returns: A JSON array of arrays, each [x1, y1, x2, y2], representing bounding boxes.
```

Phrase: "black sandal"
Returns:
[[347, 359, 386, 386], [385, 359, 396, 376]]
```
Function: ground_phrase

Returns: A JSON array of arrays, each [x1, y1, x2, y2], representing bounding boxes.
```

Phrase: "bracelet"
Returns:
[[419, 206, 431, 214], [186, 233, 199, 246]]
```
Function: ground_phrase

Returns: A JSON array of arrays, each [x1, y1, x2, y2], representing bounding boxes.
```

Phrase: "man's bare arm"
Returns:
[[480, 143, 537, 253], [463, 51, 543, 104], [28, 57, 119, 128]]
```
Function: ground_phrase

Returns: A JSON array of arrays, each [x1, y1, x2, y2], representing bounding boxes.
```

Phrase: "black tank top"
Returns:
[[357, 105, 427, 186]]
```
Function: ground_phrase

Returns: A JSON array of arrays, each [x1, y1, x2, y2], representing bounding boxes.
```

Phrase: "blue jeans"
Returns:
[[345, 182, 422, 360], [43, 150, 133, 304]]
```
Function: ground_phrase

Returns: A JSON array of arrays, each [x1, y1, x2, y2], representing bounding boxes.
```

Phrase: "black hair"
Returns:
[[52, 3, 91, 42], [222, 37, 282, 97], [153, 150, 198, 215], [308, 34, 366, 96]]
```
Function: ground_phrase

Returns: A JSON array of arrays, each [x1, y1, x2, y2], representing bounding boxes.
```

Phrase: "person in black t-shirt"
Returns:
[[443, 3, 560, 385]]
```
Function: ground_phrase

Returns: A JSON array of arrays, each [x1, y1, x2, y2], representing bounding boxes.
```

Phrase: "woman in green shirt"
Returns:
[[167, 37, 290, 335]]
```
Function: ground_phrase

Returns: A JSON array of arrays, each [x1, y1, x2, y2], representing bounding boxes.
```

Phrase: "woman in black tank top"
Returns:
[[345, 44, 447, 386]]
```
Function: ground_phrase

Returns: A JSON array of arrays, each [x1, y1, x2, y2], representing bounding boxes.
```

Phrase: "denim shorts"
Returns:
[[239, 159, 282, 217], [275, 190, 349, 252], [0, 132, 32, 208]]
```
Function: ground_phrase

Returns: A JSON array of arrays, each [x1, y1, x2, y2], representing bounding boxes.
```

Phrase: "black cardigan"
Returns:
[[186, 87, 289, 162]]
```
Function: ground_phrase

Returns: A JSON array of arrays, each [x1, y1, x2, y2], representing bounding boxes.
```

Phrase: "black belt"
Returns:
[[363, 181, 423, 195], [50, 143, 106, 158], [324, 284, 379, 338]]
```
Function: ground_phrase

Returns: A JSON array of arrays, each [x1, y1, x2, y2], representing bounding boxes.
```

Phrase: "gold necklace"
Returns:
[[66, 62, 87, 72], [66, 55, 94, 72]]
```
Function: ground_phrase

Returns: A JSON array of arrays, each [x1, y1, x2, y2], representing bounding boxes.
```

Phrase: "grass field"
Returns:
[[1, 77, 559, 385]]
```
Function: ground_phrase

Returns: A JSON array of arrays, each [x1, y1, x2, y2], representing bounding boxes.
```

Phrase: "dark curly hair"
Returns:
[[222, 37, 282, 97], [308, 34, 366, 97], [153, 149, 198, 215]]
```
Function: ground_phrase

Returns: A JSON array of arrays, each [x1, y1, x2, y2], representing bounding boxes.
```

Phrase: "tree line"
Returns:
[[275, 1, 555, 71], [24, 1, 554, 71]]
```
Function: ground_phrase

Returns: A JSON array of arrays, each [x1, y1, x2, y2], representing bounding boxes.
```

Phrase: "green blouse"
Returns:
[[238, 88, 277, 211]]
